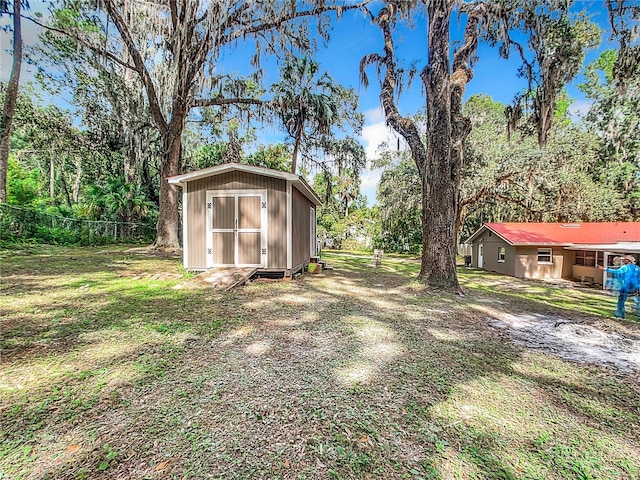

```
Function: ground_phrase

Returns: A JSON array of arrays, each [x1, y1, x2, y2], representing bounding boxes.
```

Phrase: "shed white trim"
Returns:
[[182, 182, 188, 268], [286, 181, 292, 270], [168, 162, 321, 206], [206, 189, 268, 269], [310, 206, 317, 257]]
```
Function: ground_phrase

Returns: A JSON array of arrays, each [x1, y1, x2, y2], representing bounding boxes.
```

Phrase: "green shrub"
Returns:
[[341, 238, 371, 252], [35, 226, 81, 245]]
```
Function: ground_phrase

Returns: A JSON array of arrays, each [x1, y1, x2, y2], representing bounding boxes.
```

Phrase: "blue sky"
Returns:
[[1, 1, 615, 206], [308, 3, 614, 206]]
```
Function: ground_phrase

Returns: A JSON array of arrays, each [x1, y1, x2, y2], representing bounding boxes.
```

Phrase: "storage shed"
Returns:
[[168, 163, 322, 275]]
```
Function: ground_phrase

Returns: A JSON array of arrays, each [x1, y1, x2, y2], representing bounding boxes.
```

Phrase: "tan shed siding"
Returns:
[[238, 196, 261, 229], [185, 171, 287, 269], [213, 232, 234, 264], [237, 196, 263, 266], [187, 180, 206, 269], [267, 183, 287, 270], [212, 196, 235, 229], [514, 246, 566, 279], [292, 186, 312, 268], [238, 232, 261, 264]]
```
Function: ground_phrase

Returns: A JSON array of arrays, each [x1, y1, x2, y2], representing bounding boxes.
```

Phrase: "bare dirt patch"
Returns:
[[484, 309, 640, 373], [460, 268, 640, 374]]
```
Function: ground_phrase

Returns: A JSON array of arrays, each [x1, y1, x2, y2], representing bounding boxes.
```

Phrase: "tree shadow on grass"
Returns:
[[291, 266, 639, 479], [3, 250, 639, 479], [0, 332, 206, 479], [1, 248, 231, 360]]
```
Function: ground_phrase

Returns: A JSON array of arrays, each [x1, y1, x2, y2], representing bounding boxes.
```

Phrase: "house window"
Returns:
[[575, 250, 601, 267], [498, 247, 506, 262], [538, 248, 553, 264]]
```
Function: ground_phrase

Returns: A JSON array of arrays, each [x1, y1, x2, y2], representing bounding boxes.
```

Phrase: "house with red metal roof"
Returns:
[[465, 222, 640, 285]]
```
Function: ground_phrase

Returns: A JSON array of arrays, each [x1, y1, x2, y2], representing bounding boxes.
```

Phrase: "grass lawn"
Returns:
[[1, 245, 639, 479]]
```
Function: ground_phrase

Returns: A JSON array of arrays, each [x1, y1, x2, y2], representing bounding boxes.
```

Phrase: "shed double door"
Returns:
[[206, 190, 267, 268]]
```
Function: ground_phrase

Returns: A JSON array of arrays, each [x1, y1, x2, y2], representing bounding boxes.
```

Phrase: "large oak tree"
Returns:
[[361, 0, 596, 291], [46, 0, 368, 247]]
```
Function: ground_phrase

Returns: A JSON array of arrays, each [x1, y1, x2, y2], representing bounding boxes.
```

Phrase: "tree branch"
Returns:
[[220, 1, 371, 45], [104, 0, 168, 136], [169, 0, 178, 30], [22, 14, 137, 72], [460, 171, 518, 208], [193, 97, 264, 108], [364, 4, 427, 177]]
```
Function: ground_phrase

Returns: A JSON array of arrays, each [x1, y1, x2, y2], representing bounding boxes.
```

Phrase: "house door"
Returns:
[[206, 190, 267, 268], [478, 243, 484, 268]]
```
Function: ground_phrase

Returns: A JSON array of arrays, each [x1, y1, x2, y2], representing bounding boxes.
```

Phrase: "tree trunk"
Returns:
[[155, 123, 183, 248], [72, 156, 82, 203], [450, 12, 477, 285], [419, 0, 459, 289], [0, 0, 23, 203], [536, 98, 552, 149], [143, 155, 159, 204], [60, 173, 73, 209], [291, 122, 304, 174], [365, 3, 458, 289], [49, 155, 55, 205]]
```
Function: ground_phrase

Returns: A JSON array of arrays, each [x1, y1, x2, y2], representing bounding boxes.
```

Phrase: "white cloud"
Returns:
[[360, 167, 383, 190], [363, 106, 386, 124], [360, 107, 400, 162], [358, 107, 409, 206], [568, 100, 594, 123]]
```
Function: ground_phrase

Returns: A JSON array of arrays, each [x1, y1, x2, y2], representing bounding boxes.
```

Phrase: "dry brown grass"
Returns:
[[1, 246, 639, 479]]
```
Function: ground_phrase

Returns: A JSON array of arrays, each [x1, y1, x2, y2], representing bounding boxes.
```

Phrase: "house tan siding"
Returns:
[[562, 250, 575, 279], [513, 247, 571, 279], [185, 171, 287, 269], [572, 264, 604, 284], [472, 230, 578, 280], [472, 230, 515, 276], [291, 186, 312, 269]]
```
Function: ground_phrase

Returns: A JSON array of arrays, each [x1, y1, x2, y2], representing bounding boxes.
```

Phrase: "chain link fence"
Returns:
[[0, 204, 156, 245]]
